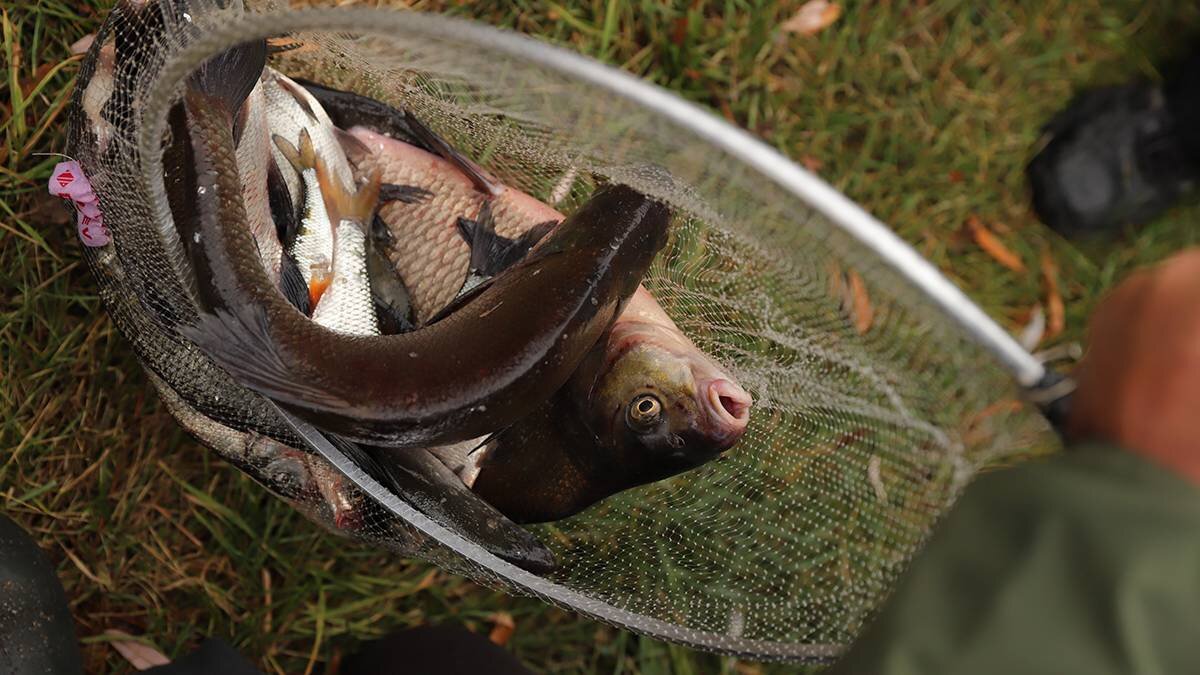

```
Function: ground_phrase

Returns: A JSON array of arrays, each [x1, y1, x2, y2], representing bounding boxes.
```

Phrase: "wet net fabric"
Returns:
[[65, 0, 1053, 659]]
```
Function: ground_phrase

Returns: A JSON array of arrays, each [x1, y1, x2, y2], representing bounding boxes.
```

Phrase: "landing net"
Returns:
[[65, 0, 1052, 660]]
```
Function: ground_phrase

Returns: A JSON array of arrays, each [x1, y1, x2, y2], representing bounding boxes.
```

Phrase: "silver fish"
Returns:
[[273, 130, 335, 308], [234, 81, 283, 283]]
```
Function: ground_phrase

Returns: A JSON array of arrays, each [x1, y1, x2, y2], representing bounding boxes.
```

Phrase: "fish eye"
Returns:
[[627, 394, 662, 428]]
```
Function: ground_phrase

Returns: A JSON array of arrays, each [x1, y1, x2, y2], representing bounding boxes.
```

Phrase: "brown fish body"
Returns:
[[345, 127, 751, 522], [347, 128, 745, 412], [348, 127, 565, 321], [180, 76, 670, 448], [471, 305, 752, 523]]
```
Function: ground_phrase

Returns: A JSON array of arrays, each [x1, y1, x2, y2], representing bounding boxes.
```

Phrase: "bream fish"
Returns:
[[322, 115, 751, 522]]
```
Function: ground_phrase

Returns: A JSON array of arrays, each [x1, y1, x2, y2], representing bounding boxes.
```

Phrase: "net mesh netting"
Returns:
[[65, 0, 1053, 660]]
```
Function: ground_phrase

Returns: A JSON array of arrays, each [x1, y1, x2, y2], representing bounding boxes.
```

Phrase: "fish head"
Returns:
[[577, 321, 752, 483]]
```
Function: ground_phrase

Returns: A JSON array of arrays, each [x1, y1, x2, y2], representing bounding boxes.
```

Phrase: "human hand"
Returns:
[[1068, 248, 1200, 483]]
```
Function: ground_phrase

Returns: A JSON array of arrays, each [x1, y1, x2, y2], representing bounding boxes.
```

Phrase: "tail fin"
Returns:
[[272, 129, 318, 174], [183, 304, 348, 412], [317, 163, 381, 226], [186, 39, 267, 116]]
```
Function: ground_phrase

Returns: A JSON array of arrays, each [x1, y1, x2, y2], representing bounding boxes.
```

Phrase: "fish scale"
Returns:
[[235, 82, 282, 282], [260, 68, 355, 197], [341, 121, 753, 520], [288, 164, 334, 291], [311, 221, 379, 335], [348, 127, 563, 322]]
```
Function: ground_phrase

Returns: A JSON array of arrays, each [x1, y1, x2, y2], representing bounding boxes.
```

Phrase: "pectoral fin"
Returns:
[[365, 234, 417, 335], [378, 183, 433, 205], [293, 77, 425, 147], [267, 158, 298, 244], [279, 252, 311, 316], [425, 208, 557, 326], [456, 208, 556, 279]]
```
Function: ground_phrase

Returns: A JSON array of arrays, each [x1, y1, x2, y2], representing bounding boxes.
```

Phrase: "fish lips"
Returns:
[[652, 378, 752, 471], [696, 377, 752, 452]]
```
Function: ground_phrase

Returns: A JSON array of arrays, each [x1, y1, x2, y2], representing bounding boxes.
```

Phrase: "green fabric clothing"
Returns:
[[829, 443, 1200, 675]]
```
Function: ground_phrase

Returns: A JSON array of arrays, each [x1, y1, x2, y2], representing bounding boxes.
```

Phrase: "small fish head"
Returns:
[[583, 332, 752, 483]]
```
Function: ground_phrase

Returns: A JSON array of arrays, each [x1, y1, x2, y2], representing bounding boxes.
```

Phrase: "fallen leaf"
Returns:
[[414, 568, 439, 592], [781, 0, 842, 36], [21, 62, 58, 98], [488, 612, 516, 646], [826, 260, 844, 301], [867, 455, 887, 503], [966, 216, 1024, 272], [801, 155, 824, 172], [106, 630, 170, 671], [1040, 250, 1064, 339], [70, 34, 95, 55], [1018, 303, 1045, 351], [846, 270, 873, 334], [947, 169, 964, 183]]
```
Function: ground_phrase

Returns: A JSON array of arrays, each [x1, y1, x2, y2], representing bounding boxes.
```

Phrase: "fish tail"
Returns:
[[271, 134, 302, 173], [183, 304, 350, 413], [297, 128, 318, 171], [317, 161, 381, 227], [185, 39, 267, 118], [272, 129, 319, 175]]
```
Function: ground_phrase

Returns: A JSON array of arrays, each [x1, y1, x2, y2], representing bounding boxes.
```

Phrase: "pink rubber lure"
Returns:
[[48, 161, 110, 247]]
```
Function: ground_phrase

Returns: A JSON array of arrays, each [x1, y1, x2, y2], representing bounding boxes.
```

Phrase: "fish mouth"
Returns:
[[699, 378, 752, 450]]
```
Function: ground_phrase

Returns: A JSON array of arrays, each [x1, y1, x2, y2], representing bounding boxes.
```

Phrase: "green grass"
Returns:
[[3, 0, 1199, 672]]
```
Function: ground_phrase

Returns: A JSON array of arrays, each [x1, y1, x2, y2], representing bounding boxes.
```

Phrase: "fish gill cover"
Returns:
[[64, 0, 1052, 660]]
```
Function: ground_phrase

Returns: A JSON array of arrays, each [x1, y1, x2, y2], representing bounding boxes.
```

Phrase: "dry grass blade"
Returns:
[[1019, 303, 1046, 351]]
